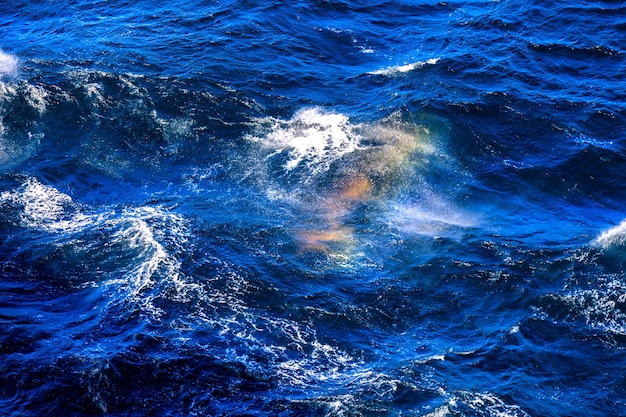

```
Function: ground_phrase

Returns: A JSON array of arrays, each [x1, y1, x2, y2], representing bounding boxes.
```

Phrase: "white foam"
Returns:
[[0, 50, 18, 78], [158, 117, 197, 156], [110, 217, 169, 289], [93, 206, 190, 314], [413, 353, 446, 364], [422, 406, 451, 417], [174, 249, 494, 412], [247, 108, 442, 189], [22, 83, 47, 114], [0, 81, 47, 114], [188, 293, 362, 390], [247, 108, 464, 267], [452, 391, 531, 417], [556, 277, 626, 336], [368, 57, 440, 76], [247, 107, 362, 175], [0, 178, 192, 318], [268, 316, 356, 387], [593, 219, 626, 248], [0, 178, 90, 232]]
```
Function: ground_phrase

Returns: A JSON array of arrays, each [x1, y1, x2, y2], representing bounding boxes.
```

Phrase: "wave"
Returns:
[[0, 80, 46, 170], [592, 219, 626, 248], [368, 58, 440, 76], [0, 176, 365, 396], [536, 223, 626, 344], [0, 177, 187, 316], [0, 177, 89, 232], [557, 276, 626, 337], [0, 49, 18, 78], [3, 1, 625, 414], [0, 66, 255, 179]]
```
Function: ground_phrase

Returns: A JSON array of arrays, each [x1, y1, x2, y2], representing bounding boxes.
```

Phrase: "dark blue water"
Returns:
[[1, 1, 626, 416]]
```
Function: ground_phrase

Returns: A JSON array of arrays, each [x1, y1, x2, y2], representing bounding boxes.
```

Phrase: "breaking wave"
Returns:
[[0, 49, 18, 78]]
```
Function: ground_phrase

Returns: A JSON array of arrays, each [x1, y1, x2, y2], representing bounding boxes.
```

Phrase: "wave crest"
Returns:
[[593, 219, 626, 248], [368, 57, 440, 76], [0, 49, 18, 78]]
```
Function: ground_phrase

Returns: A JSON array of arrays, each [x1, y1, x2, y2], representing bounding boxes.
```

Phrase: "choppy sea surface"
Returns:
[[1, 1, 626, 416]]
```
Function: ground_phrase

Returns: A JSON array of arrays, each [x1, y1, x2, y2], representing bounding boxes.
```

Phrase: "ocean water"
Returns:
[[1, 1, 626, 416]]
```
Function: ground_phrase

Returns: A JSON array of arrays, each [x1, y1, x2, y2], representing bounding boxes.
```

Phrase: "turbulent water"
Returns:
[[1, 1, 626, 416]]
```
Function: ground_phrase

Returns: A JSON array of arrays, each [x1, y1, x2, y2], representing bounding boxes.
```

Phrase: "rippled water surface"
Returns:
[[1, 1, 626, 416]]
